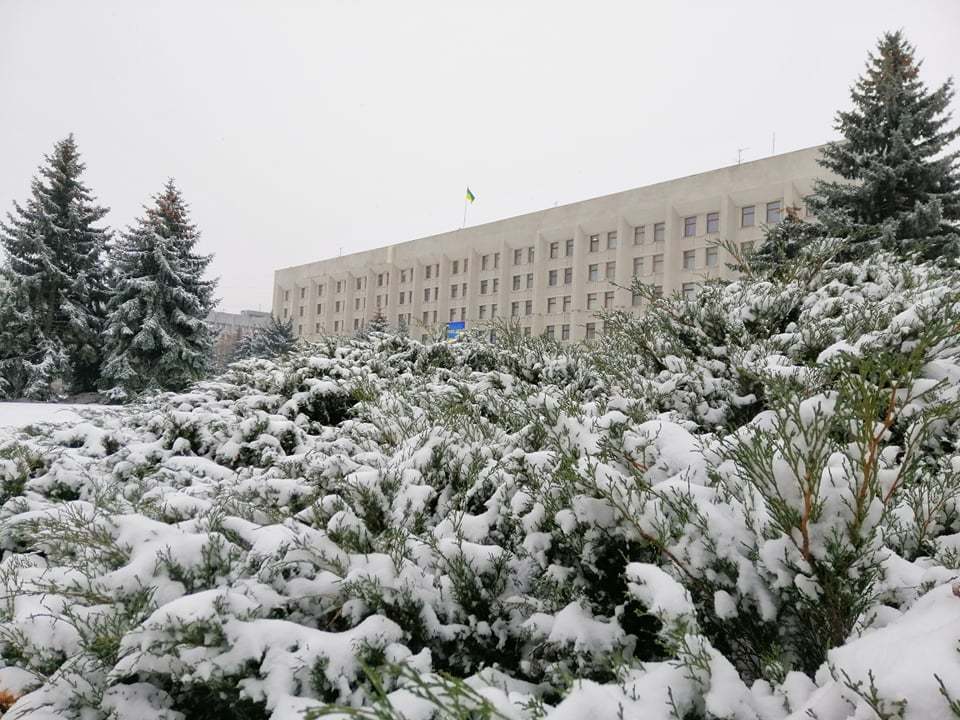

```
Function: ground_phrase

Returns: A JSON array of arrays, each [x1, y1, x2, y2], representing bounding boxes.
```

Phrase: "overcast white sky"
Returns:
[[2, 1, 958, 312]]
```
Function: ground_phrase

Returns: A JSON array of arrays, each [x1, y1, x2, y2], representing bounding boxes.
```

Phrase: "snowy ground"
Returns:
[[0, 402, 106, 429]]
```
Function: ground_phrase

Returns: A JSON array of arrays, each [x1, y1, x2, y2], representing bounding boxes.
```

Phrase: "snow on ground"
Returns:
[[0, 402, 107, 429]]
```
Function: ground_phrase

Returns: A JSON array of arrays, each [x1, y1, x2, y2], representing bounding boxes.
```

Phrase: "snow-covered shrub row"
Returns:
[[0, 251, 959, 720]]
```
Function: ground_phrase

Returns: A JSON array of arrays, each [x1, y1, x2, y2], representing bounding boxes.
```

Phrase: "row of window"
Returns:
[[281, 202, 784, 305], [290, 249, 722, 318]]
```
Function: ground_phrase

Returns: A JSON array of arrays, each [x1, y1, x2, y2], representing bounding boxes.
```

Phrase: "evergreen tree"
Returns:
[[367, 306, 389, 334], [231, 316, 296, 361], [811, 30, 960, 261], [100, 180, 217, 400], [0, 135, 110, 397]]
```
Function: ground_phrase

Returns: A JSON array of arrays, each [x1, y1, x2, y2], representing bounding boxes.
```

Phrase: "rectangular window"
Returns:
[[562, 295, 571, 312], [462, 283, 467, 296], [514, 248, 523, 265], [548, 269, 558, 286], [452, 260, 459, 275], [494, 252, 500, 269], [545, 325, 555, 340], [480, 279, 488, 294], [334, 320, 340, 331], [632, 290, 642, 307], [652, 285, 663, 299], [513, 275, 522, 291], [425, 265, 432, 280], [705, 246, 718, 268], [422, 311, 429, 324], [300, 288, 306, 299], [633, 257, 644, 276], [355, 298, 361, 310], [524, 300, 532, 316], [399, 293, 405, 305], [588, 264, 600, 282], [654, 222, 665, 242], [547, 297, 557, 313], [528, 247, 535, 263], [564, 267, 573, 285], [565, 238, 574, 257], [318, 284, 325, 296], [549, 241, 559, 259], [741, 240, 755, 254], [460, 307, 466, 321], [766, 200, 782, 224], [491, 303, 498, 317], [316, 322, 321, 332], [424, 288, 431, 302], [479, 305, 487, 319], [284, 290, 290, 301], [683, 250, 696, 270], [449, 308, 457, 322], [684, 216, 697, 237], [463, 258, 468, 272], [336, 281, 343, 293], [482, 254, 489, 270], [356, 278, 363, 290], [607, 231, 618, 249], [450, 284, 458, 298], [492, 278, 499, 292], [706, 212, 720, 234], [682, 282, 697, 300], [353, 318, 360, 329], [634, 225, 645, 245], [742, 205, 755, 227], [585, 322, 597, 341], [335, 301, 342, 312], [400, 270, 407, 283], [511, 301, 520, 317], [523, 326, 531, 337], [316, 303, 322, 314], [605, 261, 616, 280], [653, 254, 664, 273], [603, 290, 614, 309], [298, 305, 304, 317], [561, 324, 570, 341], [587, 292, 598, 310], [589, 234, 600, 252], [526, 273, 533, 289]]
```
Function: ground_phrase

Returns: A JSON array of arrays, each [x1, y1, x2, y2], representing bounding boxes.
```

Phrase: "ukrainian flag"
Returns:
[[465, 187, 476, 203]]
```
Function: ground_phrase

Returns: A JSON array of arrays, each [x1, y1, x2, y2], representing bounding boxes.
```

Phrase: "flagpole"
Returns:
[[462, 197, 468, 228]]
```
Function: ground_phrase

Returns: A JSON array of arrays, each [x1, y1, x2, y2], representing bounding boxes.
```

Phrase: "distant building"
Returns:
[[273, 146, 830, 343], [208, 309, 272, 365]]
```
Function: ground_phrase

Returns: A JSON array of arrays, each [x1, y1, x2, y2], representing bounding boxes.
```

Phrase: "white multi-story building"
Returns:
[[273, 146, 826, 343]]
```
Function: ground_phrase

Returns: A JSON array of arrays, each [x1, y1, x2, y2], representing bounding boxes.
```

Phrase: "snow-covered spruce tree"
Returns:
[[99, 180, 217, 400], [0, 135, 110, 398], [231, 315, 296, 361], [367, 307, 389, 334], [810, 30, 960, 262]]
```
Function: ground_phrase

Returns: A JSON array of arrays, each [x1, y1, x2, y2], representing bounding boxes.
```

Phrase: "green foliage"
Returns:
[[0, 134, 110, 396], [810, 30, 960, 262]]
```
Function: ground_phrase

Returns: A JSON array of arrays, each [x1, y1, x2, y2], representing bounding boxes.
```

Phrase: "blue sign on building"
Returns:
[[446, 321, 466, 340]]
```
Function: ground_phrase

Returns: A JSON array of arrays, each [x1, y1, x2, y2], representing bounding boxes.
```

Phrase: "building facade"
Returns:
[[273, 146, 826, 343]]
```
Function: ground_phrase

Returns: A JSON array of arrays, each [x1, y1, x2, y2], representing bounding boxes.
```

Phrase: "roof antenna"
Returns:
[[737, 147, 749, 165]]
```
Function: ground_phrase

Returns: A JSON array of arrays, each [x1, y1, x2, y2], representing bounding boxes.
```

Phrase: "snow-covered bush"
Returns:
[[0, 250, 959, 720]]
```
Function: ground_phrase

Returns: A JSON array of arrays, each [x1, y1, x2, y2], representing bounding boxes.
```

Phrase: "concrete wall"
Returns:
[[273, 146, 827, 342]]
